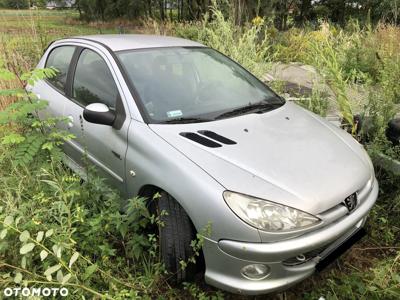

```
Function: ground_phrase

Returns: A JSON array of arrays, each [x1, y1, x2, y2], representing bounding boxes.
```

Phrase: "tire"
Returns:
[[157, 191, 196, 284]]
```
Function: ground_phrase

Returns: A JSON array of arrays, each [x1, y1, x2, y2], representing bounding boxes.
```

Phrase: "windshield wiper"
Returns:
[[214, 101, 282, 120], [161, 117, 212, 124]]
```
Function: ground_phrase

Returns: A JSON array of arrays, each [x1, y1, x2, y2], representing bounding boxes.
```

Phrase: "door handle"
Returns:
[[67, 116, 74, 128]]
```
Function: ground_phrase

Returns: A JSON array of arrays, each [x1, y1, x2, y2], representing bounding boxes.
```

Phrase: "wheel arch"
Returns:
[[137, 184, 162, 199], [137, 184, 197, 228], [137, 183, 206, 272]]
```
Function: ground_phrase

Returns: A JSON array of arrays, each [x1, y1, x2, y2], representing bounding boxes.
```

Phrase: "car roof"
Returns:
[[70, 34, 206, 52]]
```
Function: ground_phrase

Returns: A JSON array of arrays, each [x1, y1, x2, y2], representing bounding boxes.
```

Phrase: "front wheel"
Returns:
[[157, 191, 196, 283]]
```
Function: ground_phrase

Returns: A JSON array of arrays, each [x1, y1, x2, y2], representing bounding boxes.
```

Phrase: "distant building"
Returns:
[[46, 0, 75, 9]]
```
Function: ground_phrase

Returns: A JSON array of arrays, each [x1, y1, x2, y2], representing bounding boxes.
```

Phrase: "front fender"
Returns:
[[125, 120, 261, 243]]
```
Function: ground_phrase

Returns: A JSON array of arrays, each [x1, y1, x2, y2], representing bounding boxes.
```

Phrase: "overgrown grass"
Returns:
[[0, 6, 399, 300], [0, 9, 125, 110], [0, 60, 215, 299]]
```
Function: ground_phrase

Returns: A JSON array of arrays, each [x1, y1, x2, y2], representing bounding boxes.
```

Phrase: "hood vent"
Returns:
[[180, 132, 222, 148], [198, 130, 237, 145]]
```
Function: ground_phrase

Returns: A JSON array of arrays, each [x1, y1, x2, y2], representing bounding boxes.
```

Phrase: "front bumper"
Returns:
[[203, 178, 378, 295]]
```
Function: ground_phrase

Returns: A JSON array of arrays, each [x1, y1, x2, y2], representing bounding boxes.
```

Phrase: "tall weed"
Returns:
[[308, 23, 354, 128], [0, 55, 207, 299], [175, 0, 272, 78]]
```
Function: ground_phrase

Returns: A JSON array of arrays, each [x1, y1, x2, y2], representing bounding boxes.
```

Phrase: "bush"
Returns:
[[0, 58, 209, 299]]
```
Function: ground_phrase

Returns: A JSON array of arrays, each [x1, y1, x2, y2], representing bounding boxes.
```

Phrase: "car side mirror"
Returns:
[[83, 103, 116, 126]]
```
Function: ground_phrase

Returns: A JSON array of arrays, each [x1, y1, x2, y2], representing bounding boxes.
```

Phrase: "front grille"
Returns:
[[283, 180, 372, 267]]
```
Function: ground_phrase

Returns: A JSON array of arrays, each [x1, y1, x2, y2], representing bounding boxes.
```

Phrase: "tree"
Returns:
[[297, 0, 313, 24], [3, 0, 29, 8], [321, 0, 347, 25], [378, 0, 400, 23], [65, 0, 400, 26], [273, 0, 300, 30]]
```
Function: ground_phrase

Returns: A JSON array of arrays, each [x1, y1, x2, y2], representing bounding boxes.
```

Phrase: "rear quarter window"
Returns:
[[45, 46, 75, 92]]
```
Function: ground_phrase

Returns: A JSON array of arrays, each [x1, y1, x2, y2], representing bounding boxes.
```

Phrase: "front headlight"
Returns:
[[223, 191, 321, 232]]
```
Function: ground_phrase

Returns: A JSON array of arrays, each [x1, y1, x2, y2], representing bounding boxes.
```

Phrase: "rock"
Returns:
[[264, 62, 339, 117]]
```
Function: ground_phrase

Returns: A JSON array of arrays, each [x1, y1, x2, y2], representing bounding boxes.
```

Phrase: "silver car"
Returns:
[[31, 35, 378, 295]]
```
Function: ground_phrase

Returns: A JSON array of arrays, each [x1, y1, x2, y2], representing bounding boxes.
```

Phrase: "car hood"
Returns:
[[149, 102, 372, 215]]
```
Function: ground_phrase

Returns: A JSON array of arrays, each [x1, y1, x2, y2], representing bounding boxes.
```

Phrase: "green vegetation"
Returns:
[[0, 3, 399, 300], [2, 0, 399, 28], [0, 59, 213, 299]]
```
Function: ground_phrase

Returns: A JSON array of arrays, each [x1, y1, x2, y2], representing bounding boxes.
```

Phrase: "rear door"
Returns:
[[35, 45, 81, 165], [39, 44, 130, 195]]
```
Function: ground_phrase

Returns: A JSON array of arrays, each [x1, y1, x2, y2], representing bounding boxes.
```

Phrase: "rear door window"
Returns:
[[45, 46, 75, 92]]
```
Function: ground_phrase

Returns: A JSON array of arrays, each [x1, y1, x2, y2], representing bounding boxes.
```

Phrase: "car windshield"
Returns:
[[117, 47, 284, 123]]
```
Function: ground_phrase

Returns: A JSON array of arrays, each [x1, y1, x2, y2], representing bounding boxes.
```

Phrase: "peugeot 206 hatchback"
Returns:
[[30, 35, 378, 295]]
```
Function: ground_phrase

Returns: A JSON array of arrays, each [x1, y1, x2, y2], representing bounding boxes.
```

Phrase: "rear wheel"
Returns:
[[157, 191, 197, 283]]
